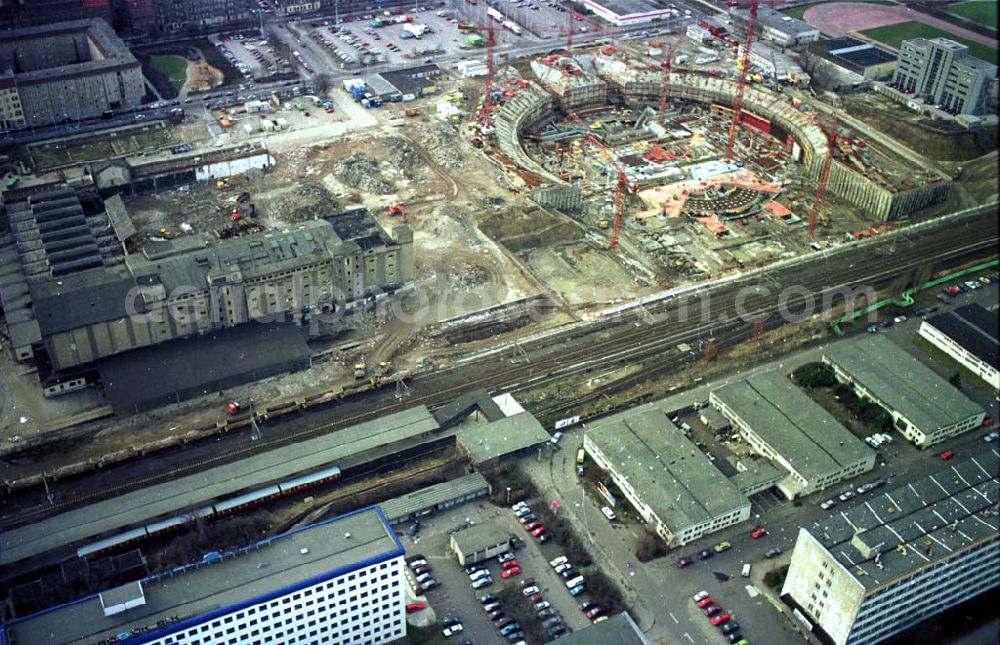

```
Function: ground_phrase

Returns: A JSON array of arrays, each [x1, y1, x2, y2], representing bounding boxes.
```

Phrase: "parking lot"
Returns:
[[396, 499, 602, 644]]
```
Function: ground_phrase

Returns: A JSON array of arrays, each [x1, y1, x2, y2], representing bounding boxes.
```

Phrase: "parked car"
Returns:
[[751, 527, 768, 539]]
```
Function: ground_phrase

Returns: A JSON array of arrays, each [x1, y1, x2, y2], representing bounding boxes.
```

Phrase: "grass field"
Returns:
[[149, 55, 189, 92], [861, 20, 998, 63], [948, 1, 998, 29], [782, 0, 897, 20]]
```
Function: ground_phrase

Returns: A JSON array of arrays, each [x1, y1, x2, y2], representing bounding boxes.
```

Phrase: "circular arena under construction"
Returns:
[[486, 47, 952, 273]]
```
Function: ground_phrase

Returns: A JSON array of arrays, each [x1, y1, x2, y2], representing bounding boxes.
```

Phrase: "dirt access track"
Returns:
[[803, 2, 998, 46]]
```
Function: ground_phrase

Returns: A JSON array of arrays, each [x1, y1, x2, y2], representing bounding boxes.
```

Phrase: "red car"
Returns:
[[502, 560, 520, 570], [939, 449, 954, 460], [711, 612, 731, 626], [751, 526, 768, 539], [501, 567, 521, 579], [531, 526, 547, 537], [405, 602, 426, 613], [695, 596, 714, 609]]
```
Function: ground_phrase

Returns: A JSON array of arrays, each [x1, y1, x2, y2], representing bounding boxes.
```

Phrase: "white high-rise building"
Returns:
[[3, 506, 407, 645], [781, 451, 1000, 645]]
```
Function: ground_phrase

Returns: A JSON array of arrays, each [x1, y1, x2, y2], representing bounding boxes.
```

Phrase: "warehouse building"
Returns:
[[584, 401, 751, 547], [378, 473, 490, 525], [710, 371, 876, 499], [0, 19, 144, 130], [919, 303, 999, 389], [450, 522, 511, 566], [4, 195, 415, 397], [824, 335, 986, 448], [809, 36, 898, 80], [2, 506, 407, 645], [781, 451, 1000, 645], [731, 6, 820, 47], [892, 37, 996, 115]]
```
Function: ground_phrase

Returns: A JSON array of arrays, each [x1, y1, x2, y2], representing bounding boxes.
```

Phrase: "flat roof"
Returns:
[[711, 371, 874, 482], [450, 522, 511, 554], [378, 473, 489, 524], [1, 406, 438, 567], [4, 507, 403, 645], [585, 402, 749, 531], [802, 450, 1000, 591], [98, 322, 311, 413], [924, 303, 998, 371], [824, 335, 985, 432], [455, 412, 549, 464], [556, 612, 650, 645]]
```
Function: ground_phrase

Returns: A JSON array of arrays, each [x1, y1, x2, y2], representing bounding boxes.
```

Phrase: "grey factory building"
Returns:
[[710, 371, 876, 499], [1, 191, 414, 399], [781, 450, 1000, 645], [0, 19, 144, 130], [583, 401, 751, 548], [823, 335, 986, 448], [892, 37, 997, 115]]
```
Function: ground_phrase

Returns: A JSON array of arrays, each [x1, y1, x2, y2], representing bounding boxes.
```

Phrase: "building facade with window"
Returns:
[[892, 37, 996, 115], [583, 400, 751, 547], [823, 335, 986, 448], [2, 506, 407, 645], [781, 451, 999, 645]]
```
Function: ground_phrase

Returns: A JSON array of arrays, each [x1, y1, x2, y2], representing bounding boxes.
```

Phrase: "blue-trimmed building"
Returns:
[[1, 506, 406, 645]]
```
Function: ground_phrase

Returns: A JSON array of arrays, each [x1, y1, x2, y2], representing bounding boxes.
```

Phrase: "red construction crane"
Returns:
[[808, 115, 840, 239], [566, 111, 637, 250], [658, 36, 684, 125], [725, 1, 758, 160]]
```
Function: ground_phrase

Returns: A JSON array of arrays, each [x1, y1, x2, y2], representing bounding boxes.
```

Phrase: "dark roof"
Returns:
[[98, 322, 310, 413], [379, 64, 442, 95], [30, 271, 139, 335], [925, 303, 998, 370]]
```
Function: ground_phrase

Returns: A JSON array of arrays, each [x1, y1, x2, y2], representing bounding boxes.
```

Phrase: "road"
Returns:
[[3, 205, 995, 524]]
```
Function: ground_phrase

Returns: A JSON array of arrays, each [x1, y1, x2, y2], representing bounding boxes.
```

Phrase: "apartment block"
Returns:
[[2, 506, 408, 645], [781, 451, 999, 645], [892, 37, 997, 115]]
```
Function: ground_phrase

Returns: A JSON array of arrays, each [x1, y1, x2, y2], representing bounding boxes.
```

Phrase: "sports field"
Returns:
[[861, 20, 997, 63], [150, 55, 189, 93], [948, 1, 998, 29], [783, 0, 896, 20]]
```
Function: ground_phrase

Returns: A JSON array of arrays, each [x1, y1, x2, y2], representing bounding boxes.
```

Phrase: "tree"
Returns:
[[792, 362, 837, 388]]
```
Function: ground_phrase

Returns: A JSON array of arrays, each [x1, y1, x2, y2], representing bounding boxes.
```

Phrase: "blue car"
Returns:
[[569, 584, 585, 596]]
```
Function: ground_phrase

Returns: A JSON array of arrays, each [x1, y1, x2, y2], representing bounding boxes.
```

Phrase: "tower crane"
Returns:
[[658, 36, 684, 125], [726, 1, 757, 160], [808, 114, 840, 239], [566, 111, 637, 250]]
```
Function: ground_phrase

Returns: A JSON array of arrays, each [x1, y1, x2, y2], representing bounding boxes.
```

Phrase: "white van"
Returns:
[[564, 575, 585, 589], [469, 569, 491, 582], [741, 563, 751, 578]]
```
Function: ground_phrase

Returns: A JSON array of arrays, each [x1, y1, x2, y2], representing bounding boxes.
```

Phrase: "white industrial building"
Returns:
[[823, 335, 986, 448], [710, 371, 876, 499], [919, 303, 999, 389], [583, 400, 751, 547], [2, 507, 407, 645], [781, 451, 1000, 645]]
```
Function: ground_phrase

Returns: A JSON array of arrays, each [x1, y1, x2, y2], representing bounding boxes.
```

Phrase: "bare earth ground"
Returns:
[[803, 2, 998, 46]]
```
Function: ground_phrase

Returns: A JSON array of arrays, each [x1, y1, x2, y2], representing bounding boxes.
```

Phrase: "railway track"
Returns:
[[2, 211, 996, 530]]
